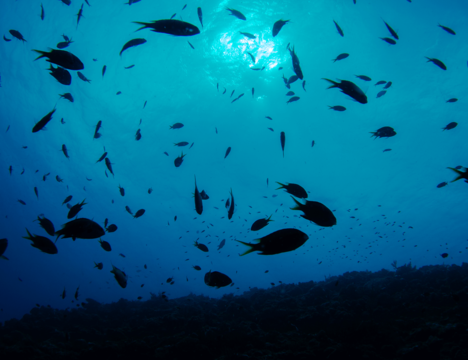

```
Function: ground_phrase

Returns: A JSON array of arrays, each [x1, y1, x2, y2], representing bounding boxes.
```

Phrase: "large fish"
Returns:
[[237, 228, 309, 255], [33, 49, 84, 70], [323, 78, 367, 104], [55, 218, 106, 241], [110, 264, 128, 288], [120, 38, 147, 56], [32, 109, 56, 133], [134, 19, 200, 36], [288, 46, 303, 80], [272, 19, 289, 37]]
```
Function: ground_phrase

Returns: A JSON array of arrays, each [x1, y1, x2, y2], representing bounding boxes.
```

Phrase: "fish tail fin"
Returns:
[[448, 168, 464, 182], [290, 196, 303, 210], [323, 78, 337, 88], [23, 228, 33, 240], [425, 57, 432, 62], [267, 214, 274, 222], [32, 49, 47, 61], [133, 21, 150, 32], [276, 182, 285, 190], [236, 240, 258, 256]]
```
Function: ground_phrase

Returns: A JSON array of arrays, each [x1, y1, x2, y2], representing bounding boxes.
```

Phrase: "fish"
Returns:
[[375, 80, 386, 86], [174, 142, 189, 147], [231, 90, 235, 98], [37, 216, 55, 236], [276, 182, 307, 198], [110, 264, 128, 288], [237, 228, 309, 255], [280, 132, 285, 157], [252, 88, 255, 98], [99, 239, 112, 251], [59, 93, 74, 102], [56, 218, 106, 241], [105, 158, 114, 176], [383, 82, 392, 89], [193, 265, 201, 271], [94, 262, 103, 270], [302, 80, 306, 91], [204, 271, 232, 288], [356, 75, 372, 81], [225, 198, 230, 209], [62, 195, 72, 205], [77, 72, 91, 83], [383, 149, 391, 152], [370, 126, 396, 138], [106, 224, 118, 233], [287, 75, 299, 85], [76, 4, 84, 28], [170, 123, 184, 129], [246, 52, 255, 63], [18, 200, 26, 205], [438, 24, 456, 35], [33, 49, 84, 70], [194, 177, 203, 215], [62, 144, 69, 159], [148, 188, 153, 194], [333, 53, 349, 62], [34, 187, 39, 199], [93, 121, 102, 139], [68, 199, 86, 219], [9, 30, 26, 42], [118, 185, 125, 197], [441, 253, 449, 258], [74, 286, 79, 300], [217, 239, 226, 250], [290, 197, 337, 227], [272, 20, 289, 37], [437, 182, 448, 188], [251, 215, 273, 231], [49, 65, 71, 85], [119, 253, 126, 258], [442, 122, 457, 131], [96, 152, 107, 163], [102, 65, 106, 77], [225, 147, 231, 159], [194, 241, 208, 252], [120, 38, 147, 56], [3, 35, 11, 42], [0, 239, 9, 260], [231, 93, 244, 103], [228, 189, 235, 220], [23, 229, 58, 254], [57, 41, 70, 49], [333, 20, 344, 37], [134, 209, 145, 218], [134, 19, 200, 36], [187, 41, 195, 50], [40, 4, 45, 20], [446, 98, 458, 103], [329, 106, 346, 111], [380, 37, 396, 45], [200, 190, 209, 200], [61, 288, 66, 299], [174, 153, 186, 167], [32, 109, 56, 133], [426, 57, 447, 70], [383, 20, 399, 40], [197, 7, 203, 28], [135, 129, 141, 141], [323, 78, 367, 104], [226, 8, 246, 20], [287, 96, 300, 104], [289, 46, 303, 80], [240, 32, 255, 39], [286, 91, 295, 96], [377, 91, 387, 98]]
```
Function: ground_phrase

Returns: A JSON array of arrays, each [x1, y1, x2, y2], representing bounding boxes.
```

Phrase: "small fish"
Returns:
[[110, 264, 128, 288], [56, 175, 63, 182], [226, 8, 246, 20], [381, 37, 396, 45], [99, 239, 112, 252], [375, 80, 386, 86], [240, 32, 255, 39], [32, 109, 56, 133], [3, 35, 11, 42], [438, 24, 456, 35], [68, 199, 86, 219], [18, 200, 26, 205], [272, 19, 289, 37], [377, 91, 387, 98], [118, 185, 125, 197], [93, 120, 102, 139], [148, 188, 153, 194], [442, 122, 457, 131], [62, 195, 72, 205], [76, 4, 84, 28], [105, 157, 114, 176], [383, 149, 391, 152], [426, 57, 447, 70], [383, 81, 392, 89], [174, 153, 186, 167], [174, 142, 189, 147], [252, 87, 255, 98], [194, 176, 203, 215], [59, 93, 74, 102], [40, 4, 45, 20], [437, 182, 448, 188], [94, 262, 103, 270], [383, 20, 399, 40], [224, 147, 231, 159], [124, 65, 134, 69], [356, 75, 372, 81], [251, 215, 273, 231], [34, 187, 39, 199], [187, 41, 194, 49], [371, 126, 396, 138], [323, 79, 367, 104], [134, 209, 145, 218], [247, 52, 255, 63], [9, 30, 26, 42], [74, 286, 79, 300], [106, 224, 118, 233], [217, 239, 226, 250], [62, 144, 69, 158], [194, 241, 209, 252], [237, 228, 309, 255], [135, 129, 142, 141], [287, 96, 300, 104], [329, 106, 346, 111], [311, 140, 315, 147], [77, 72, 91, 83], [23, 229, 58, 254], [119, 253, 126, 258], [446, 98, 458, 103], [265, 116, 272, 120], [302, 80, 306, 91], [280, 132, 285, 157], [120, 38, 147, 56], [333, 20, 344, 37], [96, 151, 107, 163], [333, 53, 349, 62], [61, 288, 66, 299], [170, 123, 184, 129]]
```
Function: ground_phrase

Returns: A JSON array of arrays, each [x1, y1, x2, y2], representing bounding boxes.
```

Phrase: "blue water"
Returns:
[[1, 0, 467, 324]]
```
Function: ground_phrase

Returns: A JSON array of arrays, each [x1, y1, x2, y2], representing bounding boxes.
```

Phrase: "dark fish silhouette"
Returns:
[[76, 4, 84, 28], [59, 93, 74, 102], [106, 224, 117, 233], [0, 239, 8, 260], [40, 4, 45, 21], [277, 182, 307, 198], [93, 120, 102, 139], [383, 20, 399, 40], [280, 132, 285, 157], [194, 176, 203, 215], [34, 187, 39, 199], [120, 38, 147, 56], [237, 228, 309, 255], [251, 215, 273, 231], [105, 158, 114, 176], [99, 239, 112, 251], [438, 24, 455, 35], [323, 78, 367, 104], [287, 96, 300, 104], [56, 218, 105, 241], [204, 271, 232, 288], [134, 19, 200, 36], [240, 32, 255, 39], [111, 264, 128, 288], [333, 53, 349, 62], [225, 147, 231, 159], [37, 216, 55, 236], [62, 195, 72, 205], [174, 153, 186, 167], [289, 46, 303, 80], [200, 190, 209, 200], [371, 126, 396, 138], [33, 49, 84, 70], [24, 229, 58, 254], [102, 65, 106, 77], [194, 241, 208, 252], [356, 75, 371, 81], [375, 80, 386, 86], [226, 8, 246, 20], [68, 199, 86, 219], [94, 262, 103, 270], [377, 90, 386, 98], [62, 144, 69, 158], [383, 81, 392, 89], [380, 37, 396, 45], [272, 20, 289, 37], [329, 105, 346, 111], [135, 129, 141, 140], [290, 197, 336, 227], [197, 7, 203, 28], [9, 30, 26, 42], [118, 185, 125, 196], [437, 182, 448, 188], [442, 122, 457, 131], [77, 72, 91, 83], [134, 209, 145, 218], [446, 98, 458, 103], [96, 151, 107, 163], [426, 57, 446, 70], [170, 123, 184, 129], [333, 20, 344, 37], [3, 35, 11, 42], [174, 142, 189, 147], [228, 189, 235, 220], [32, 109, 56, 133]]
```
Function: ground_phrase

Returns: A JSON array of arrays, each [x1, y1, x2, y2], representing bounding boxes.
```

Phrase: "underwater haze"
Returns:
[[1, 0, 468, 340]]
